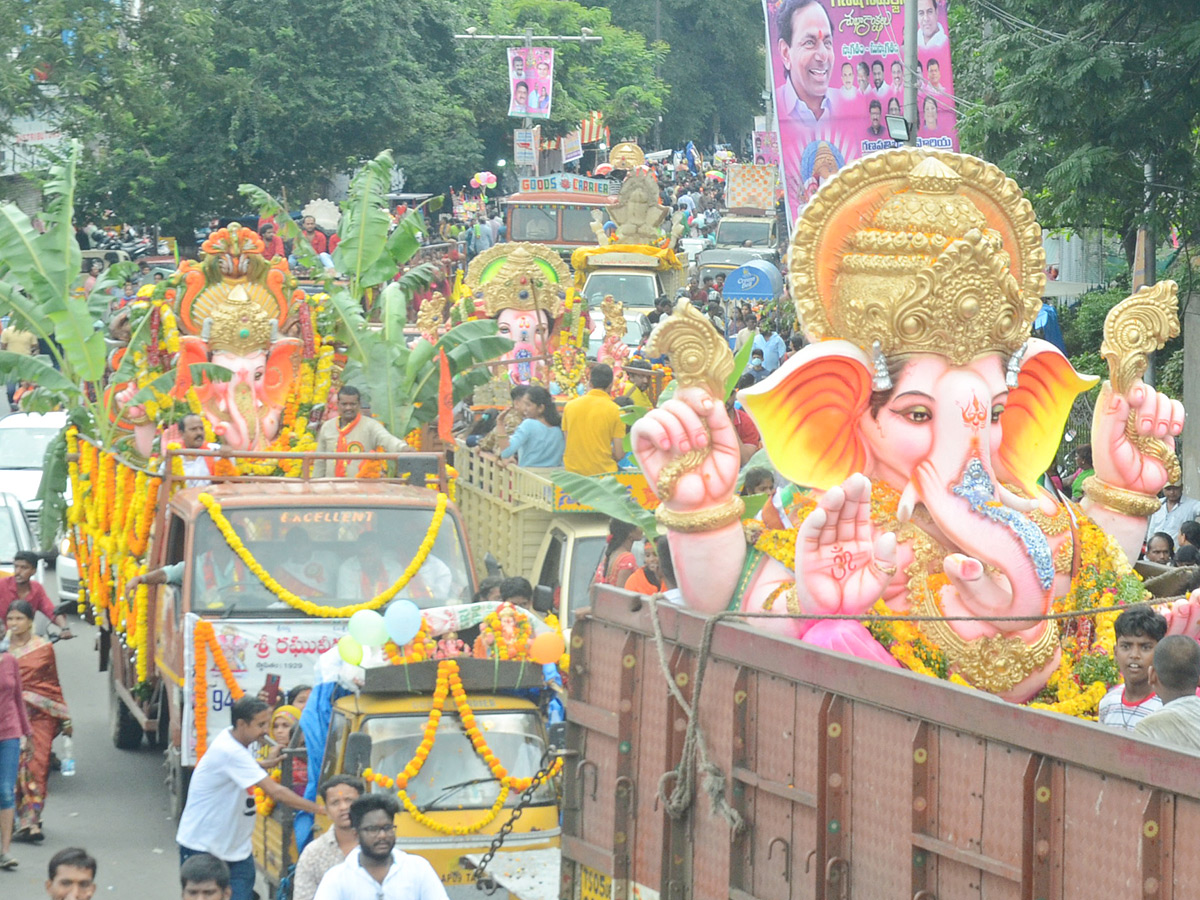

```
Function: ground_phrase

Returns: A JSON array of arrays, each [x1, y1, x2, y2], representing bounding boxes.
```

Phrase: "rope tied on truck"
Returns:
[[646, 594, 745, 836]]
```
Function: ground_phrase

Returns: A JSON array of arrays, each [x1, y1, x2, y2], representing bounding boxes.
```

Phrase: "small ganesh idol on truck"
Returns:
[[632, 148, 1200, 711]]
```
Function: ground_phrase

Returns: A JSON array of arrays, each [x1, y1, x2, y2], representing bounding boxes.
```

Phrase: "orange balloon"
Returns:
[[530, 631, 566, 666]]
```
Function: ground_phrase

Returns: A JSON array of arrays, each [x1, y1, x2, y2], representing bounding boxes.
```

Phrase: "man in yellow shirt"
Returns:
[[622, 368, 653, 409], [562, 364, 625, 476]]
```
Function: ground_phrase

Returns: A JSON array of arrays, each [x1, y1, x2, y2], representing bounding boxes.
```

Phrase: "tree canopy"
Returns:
[[4, 0, 665, 236], [950, 0, 1200, 258], [584, 0, 766, 149]]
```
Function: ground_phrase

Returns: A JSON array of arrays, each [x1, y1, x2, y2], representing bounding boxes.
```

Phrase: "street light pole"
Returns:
[[904, 0, 918, 146]]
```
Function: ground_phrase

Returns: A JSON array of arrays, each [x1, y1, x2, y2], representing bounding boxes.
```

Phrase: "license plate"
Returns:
[[442, 869, 474, 885], [580, 866, 611, 900]]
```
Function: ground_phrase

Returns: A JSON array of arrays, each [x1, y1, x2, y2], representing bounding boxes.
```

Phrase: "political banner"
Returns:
[[763, 0, 959, 226], [514, 128, 537, 167], [508, 47, 555, 119], [752, 131, 780, 166], [562, 129, 584, 163]]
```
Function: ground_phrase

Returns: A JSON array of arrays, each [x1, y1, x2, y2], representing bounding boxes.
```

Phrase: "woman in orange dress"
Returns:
[[5, 600, 71, 843]]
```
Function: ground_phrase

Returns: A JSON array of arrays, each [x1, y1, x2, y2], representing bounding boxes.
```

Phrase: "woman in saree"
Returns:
[[5, 600, 71, 843]]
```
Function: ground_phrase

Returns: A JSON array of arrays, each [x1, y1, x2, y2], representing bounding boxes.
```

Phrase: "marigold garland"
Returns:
[[363, 660, 562, 836], [197, 491, 448, 617], [192, 619, 245, 758], [384, 619, 435, 664]]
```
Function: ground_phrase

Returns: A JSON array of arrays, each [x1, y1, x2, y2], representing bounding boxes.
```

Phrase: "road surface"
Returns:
[[5, 578, 179, 896]]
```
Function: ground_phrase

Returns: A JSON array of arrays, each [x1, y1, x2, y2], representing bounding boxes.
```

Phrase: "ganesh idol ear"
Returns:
[[996, 338, 1099, 495], [263, 338, 303, 408], [739, 340, 873, 491], [171, 335, 214, 401]]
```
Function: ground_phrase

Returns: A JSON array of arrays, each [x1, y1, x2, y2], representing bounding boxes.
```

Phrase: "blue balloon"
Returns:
[[384, 599, 423, 646]]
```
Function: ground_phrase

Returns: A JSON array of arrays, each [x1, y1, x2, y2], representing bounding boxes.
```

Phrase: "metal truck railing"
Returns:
[[562, 587, 1200, 900]]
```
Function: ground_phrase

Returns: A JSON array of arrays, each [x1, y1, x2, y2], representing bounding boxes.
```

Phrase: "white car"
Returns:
[[0, 491, 49, 602], [0, 411, 76, 600]]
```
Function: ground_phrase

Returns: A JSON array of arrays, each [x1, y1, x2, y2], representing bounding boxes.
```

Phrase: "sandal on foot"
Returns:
[[0, 853, 18, 869]]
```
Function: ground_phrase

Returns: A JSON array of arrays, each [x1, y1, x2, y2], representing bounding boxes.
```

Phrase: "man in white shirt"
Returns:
[[337, 531, 454, 603], [775, 0, 837, 124], [177, 696, 320, 900], [170, 414, 222, 488], [1135, 636, 1200, 754], [313, 794, 449, 899], [1146, 483, 1200, 545], [916, 0, 948, 48]]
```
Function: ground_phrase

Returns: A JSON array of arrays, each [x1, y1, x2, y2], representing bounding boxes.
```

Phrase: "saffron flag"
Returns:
[[437, 348, 453, 443]]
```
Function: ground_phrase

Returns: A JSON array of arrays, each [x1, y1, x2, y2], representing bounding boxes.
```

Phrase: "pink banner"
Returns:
[[753, 131, 780, 166], [508, 47, 555, 120], [763, 0, 959, 226]]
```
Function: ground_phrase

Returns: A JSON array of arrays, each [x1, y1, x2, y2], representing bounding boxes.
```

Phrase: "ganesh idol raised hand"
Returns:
[[632, 149, 1197, 702]]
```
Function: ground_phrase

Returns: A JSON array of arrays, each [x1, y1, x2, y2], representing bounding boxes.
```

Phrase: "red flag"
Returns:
[[437, 348, 453, 443]]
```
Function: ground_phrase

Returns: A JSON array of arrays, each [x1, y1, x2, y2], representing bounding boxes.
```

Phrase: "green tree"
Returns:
[[950, 0, 1200, 260], [10, 0, 487, 235], [586, 0, 766, 148]]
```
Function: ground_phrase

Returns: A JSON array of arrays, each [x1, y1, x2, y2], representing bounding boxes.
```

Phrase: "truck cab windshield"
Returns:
[[364, 711, 555, 810], [190, 505, 472, 613], [715, 220, 773, 247]]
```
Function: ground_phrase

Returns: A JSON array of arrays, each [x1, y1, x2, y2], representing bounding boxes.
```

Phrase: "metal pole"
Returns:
[[904, 0, 919, 146]]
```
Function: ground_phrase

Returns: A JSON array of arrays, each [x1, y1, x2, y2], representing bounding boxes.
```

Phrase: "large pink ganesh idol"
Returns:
[[466, 244, 570, 386], [170, 224, 303, 449], [633, 150, 1199, 702]]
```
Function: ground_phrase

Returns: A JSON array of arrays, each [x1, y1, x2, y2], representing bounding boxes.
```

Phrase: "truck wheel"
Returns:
[[167, 751, 191, 821], [110, 678, 144, 750], [151, 690, 170, 750]]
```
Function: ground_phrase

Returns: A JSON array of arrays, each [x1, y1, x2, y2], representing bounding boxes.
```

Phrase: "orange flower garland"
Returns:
[[193, 619, 245, 758], [383, 619, 435, 664]]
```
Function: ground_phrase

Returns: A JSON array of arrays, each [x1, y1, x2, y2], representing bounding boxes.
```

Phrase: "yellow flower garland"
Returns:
[[363, 660, 561, 836], [197, 491, 448, 617]]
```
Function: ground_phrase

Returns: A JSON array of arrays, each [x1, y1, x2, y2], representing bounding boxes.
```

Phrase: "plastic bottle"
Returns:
[[61, 736, 75, 777]]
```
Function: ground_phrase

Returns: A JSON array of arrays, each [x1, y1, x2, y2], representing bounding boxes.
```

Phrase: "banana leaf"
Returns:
[[725, 338, 755, 398], [548, 471, 659, 538], [333, 152, 394, 286], [0, 352, 78, 392]]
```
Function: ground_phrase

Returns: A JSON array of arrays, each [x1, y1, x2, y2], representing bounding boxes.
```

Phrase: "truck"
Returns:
[[503, 175, 619, 259], [453, 443, 656, 632], [255, 647, 564, 899], [67, 440, 476, 816], [559, 585, 1200, 899], [714, 164, 781, 254], [571, 246, 689, 313]]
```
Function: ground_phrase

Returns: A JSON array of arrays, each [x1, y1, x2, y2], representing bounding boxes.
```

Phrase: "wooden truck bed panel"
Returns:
[[564, 587, 1200, 899]]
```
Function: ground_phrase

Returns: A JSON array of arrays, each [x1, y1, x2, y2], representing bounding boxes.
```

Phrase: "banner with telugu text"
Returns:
[[762, 0, 960, 228]]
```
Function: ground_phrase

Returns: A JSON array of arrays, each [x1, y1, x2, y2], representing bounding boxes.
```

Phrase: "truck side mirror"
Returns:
[[344, 732, 373, 777], [547, 722, 567, 753], [484, 553, 504, 579], [533, 585, 555, 614], [638, 314, 652, 338]]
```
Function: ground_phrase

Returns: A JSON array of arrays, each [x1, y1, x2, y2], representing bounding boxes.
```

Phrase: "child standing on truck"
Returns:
[[1098, 605, 1168, 731]]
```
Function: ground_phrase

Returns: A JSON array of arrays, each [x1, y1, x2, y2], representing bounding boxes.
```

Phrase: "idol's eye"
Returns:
[[895, 405, 932, 424], [991, 404, 1005, 423]]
